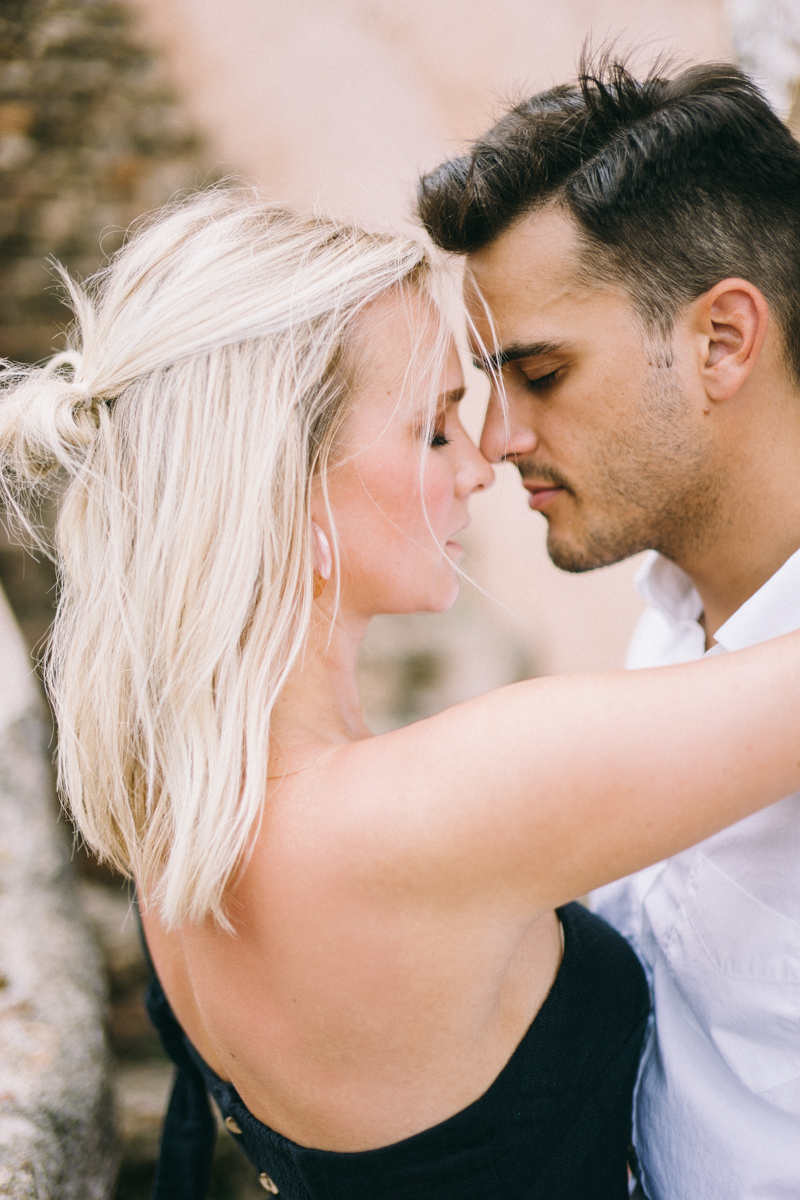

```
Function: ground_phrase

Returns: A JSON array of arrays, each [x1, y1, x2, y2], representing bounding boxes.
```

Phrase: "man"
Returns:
[[418, 58, 800, 1199]]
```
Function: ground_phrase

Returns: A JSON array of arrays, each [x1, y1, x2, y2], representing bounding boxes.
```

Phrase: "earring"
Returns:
[[312, 522, 332, 599]]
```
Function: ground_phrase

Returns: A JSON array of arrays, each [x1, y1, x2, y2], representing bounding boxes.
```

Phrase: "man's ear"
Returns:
[[692, 279, 769, 403]]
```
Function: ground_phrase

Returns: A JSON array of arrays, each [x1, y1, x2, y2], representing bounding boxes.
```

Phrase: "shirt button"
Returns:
[[259, 1174, 279, 1193], [224, 1116, 242, 1135]]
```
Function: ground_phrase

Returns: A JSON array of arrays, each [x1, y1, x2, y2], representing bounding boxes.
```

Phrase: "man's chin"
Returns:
[[545, 530, 638, 574]]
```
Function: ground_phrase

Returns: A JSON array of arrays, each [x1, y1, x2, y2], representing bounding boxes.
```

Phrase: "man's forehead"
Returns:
[[466, 205, 585, 302], [464, 207, 637, 355]]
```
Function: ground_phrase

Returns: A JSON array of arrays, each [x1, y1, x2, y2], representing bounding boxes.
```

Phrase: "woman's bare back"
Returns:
[[141, 754, 563, 1153]]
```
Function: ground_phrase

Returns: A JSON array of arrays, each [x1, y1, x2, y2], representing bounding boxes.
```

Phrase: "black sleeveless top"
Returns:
[[145, 902, 649, 1200]]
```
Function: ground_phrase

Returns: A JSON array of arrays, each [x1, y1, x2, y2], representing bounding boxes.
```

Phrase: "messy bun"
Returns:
[[0, 350, 109, 483]]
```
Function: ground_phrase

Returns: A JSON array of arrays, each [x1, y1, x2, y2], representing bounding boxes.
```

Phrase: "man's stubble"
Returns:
[[528, 358, 727, 574]]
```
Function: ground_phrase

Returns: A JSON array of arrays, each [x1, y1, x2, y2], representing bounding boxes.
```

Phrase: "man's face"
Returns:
[[468, 206, 723, 572]]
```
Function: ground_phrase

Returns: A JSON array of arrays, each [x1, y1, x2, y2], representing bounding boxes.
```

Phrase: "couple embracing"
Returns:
[[2, 55, 799, 1200]]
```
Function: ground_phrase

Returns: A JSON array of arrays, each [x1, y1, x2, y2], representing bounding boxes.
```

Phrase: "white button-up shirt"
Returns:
[[592, 549, 800, 1200]]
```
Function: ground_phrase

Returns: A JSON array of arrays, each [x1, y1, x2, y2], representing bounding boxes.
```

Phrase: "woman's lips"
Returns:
[[525, 485, 564, 510], [445, 520, 470, 557]]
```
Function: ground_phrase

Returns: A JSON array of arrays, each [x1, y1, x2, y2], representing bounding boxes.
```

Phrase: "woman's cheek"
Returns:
[[422, 462, 455, 534]]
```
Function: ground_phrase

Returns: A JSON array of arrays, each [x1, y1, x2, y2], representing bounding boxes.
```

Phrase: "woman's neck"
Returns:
[[269, 607, 372, 774]]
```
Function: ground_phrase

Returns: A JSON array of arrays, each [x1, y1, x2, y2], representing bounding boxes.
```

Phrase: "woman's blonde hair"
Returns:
[[0, 187, 447, 927]]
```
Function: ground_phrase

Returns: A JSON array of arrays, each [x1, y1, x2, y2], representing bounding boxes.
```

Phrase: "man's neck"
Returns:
[[676, 496, 800, 649], [661, 368, 800, 647], [647, 324, 800, 647]]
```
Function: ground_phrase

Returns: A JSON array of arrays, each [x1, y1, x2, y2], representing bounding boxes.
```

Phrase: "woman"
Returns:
[[2, 189, 800, 1200]]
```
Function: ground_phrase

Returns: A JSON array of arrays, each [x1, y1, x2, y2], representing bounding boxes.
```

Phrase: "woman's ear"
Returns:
[[312, 521, 332, 582], [693, 278, 769, 403]]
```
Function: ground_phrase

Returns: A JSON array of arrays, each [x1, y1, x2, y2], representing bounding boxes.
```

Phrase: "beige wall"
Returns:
[[126, 0, 733, 675]]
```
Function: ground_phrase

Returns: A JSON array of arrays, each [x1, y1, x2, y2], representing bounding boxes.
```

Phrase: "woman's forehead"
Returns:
[[348, 287, 447, 379]]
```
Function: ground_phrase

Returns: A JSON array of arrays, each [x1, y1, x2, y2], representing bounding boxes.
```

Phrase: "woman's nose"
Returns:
[[456, 436, 495, 496]]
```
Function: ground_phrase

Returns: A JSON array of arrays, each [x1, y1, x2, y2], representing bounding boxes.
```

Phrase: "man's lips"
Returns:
[[523, 483, 566, 511]]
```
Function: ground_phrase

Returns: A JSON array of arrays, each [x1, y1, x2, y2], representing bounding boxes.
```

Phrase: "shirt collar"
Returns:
[[635, 547, 800, 652], [634, 551, 703, 624]]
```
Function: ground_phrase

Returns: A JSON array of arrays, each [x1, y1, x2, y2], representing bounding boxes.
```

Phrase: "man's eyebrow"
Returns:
[[472, 341, 564, 372], [438, 386, 466, 404]]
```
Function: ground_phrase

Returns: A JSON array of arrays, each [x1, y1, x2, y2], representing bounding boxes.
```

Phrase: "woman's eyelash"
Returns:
[[431, 431, 452, 447]]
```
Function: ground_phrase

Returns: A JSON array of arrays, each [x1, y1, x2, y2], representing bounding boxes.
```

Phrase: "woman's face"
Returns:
[[317, 287, 493, 619]]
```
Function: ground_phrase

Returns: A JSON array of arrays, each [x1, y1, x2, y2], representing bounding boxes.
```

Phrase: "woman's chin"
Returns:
[[427, 574, 461, 614], [374, 576, 460, 618]]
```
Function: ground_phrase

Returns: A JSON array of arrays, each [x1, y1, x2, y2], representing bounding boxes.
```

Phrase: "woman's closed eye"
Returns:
[[428, 409, 453, 447]]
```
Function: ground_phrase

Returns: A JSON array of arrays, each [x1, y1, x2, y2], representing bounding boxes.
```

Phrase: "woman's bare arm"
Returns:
[[331, 630, 800, 916]]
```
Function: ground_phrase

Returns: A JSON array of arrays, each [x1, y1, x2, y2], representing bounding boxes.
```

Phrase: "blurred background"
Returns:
[[0, 0, 798, 1195]]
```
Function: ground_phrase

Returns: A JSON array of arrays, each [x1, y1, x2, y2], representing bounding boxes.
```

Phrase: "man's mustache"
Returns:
[[514, 460, 576, 496]]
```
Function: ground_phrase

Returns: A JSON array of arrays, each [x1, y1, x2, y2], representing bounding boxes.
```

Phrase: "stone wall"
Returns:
[[0, 0, 203, 365], [0, 586, 117, 1199]]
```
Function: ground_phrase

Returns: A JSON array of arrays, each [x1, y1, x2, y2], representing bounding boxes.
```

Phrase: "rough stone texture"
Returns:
[[0, 0, 206, 367], [0, 586, 117, 1198]]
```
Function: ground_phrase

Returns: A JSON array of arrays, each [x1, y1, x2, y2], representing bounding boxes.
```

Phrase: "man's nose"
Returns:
[[479, 385, 538, 464]]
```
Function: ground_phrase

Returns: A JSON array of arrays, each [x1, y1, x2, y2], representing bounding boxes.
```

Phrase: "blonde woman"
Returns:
[[2, 189, 800, 1200]]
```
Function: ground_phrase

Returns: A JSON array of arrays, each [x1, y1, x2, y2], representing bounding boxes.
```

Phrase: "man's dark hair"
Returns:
[[418, 56, 800, 382]]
